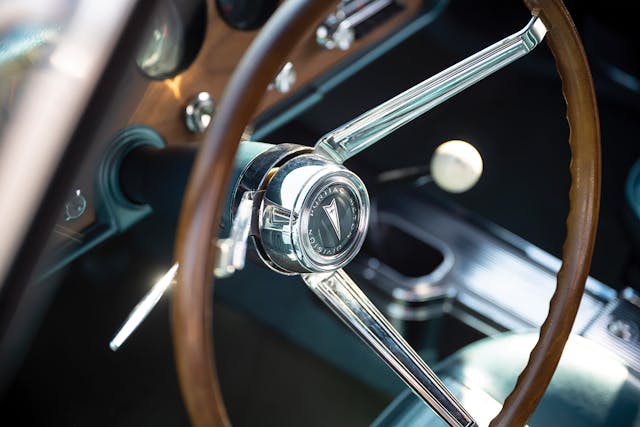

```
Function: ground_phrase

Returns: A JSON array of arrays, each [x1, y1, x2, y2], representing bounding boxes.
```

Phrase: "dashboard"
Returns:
[[131, 0, 422, 143], [39, 0, 426, 275]]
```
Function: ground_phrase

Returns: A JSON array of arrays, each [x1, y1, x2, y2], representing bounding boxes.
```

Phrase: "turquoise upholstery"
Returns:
[[373, 333, 640, 427]]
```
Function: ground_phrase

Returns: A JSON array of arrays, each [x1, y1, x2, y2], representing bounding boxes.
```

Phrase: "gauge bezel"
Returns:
[[216, 0, 279, 31], [136, 0, 207, 79]]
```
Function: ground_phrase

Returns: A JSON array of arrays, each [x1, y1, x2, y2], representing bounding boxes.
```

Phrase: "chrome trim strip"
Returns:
[[358, 194, 610, 334]]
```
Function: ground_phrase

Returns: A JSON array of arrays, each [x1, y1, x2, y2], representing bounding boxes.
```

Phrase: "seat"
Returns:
[[372, 333, 640, 427]]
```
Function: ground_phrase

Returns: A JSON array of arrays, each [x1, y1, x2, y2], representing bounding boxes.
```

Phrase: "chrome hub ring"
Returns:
[[258, 152, 369, 274]]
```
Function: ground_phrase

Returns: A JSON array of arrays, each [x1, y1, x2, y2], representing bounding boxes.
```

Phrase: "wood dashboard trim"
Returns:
[[129, 0, 423, 146]]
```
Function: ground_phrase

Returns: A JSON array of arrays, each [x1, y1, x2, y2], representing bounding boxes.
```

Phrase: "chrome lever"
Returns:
[[315, 16, 547, 164], [303, 269, 477, 427], [109, 191, 255, 351], [214, 191, 256, 278], [109, 262, 178, 351]]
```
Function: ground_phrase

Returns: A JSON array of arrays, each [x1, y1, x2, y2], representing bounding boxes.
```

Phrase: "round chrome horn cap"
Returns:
[[259, 153, 369, 274]]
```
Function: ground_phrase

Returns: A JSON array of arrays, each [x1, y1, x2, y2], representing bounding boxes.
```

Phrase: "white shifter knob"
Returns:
[[430, 140, 483, 193]]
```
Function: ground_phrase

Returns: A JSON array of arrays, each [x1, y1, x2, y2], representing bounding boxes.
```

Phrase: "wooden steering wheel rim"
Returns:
[[171, 1, 601, 426]]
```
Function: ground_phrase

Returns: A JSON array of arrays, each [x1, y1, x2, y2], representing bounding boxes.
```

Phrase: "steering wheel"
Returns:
[[172, 0, 600, 426]]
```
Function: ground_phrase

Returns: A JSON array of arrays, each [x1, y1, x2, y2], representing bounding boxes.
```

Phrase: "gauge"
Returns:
[[136, 0, 206, 79], [216, 0, 278, 31]]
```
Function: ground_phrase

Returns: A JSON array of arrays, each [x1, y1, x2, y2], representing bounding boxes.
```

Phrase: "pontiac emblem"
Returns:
[[322, 198, 341, 240], [305, 183, 361, 258]]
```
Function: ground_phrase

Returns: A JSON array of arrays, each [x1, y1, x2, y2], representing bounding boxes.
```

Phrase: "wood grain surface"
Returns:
[[129, 0, 422, 145], [50, 1, 419, 250]]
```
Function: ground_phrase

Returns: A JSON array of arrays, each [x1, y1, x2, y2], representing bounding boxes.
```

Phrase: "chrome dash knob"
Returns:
[[316, 21, 354, 51], [259, 154, 369, 274]]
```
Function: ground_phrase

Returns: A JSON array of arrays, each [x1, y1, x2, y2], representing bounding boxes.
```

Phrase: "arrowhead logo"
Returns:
[[322, 198, 341, 240]]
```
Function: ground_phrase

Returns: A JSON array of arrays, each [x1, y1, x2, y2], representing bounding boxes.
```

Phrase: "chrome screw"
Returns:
[[65, 189, 87, 221], [185, 92, 215, 133], [607, 318, 637, 342]]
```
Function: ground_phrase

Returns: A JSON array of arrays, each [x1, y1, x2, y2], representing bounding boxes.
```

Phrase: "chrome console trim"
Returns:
[[352, 192, 612, 335]]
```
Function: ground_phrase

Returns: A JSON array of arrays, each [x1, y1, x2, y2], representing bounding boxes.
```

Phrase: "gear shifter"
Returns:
[[377, 139, 483, 193]]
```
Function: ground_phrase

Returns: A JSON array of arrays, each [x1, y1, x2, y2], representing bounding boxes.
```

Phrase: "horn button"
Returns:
[[255, 152, 369, 274]]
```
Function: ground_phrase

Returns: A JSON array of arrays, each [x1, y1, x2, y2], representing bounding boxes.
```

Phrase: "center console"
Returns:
[[348, 190, 640, 376]]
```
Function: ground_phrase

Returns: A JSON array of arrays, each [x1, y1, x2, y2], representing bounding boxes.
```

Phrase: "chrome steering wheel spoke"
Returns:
[[314, 16, 547, 164], [300, 17, 548, 424], [303, 269, 477, 427]]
